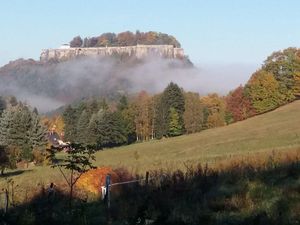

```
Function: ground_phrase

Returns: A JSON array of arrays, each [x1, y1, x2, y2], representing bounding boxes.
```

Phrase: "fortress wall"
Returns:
[[40, 45, 184, 62]]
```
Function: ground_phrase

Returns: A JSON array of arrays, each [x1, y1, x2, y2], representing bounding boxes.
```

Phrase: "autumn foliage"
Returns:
[[76, 167, 119, 195], [226, 86, 256, 122], [70, 31, 181, 48]]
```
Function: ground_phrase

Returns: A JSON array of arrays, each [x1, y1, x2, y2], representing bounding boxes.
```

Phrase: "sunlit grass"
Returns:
[[1, 100, 300, 191]]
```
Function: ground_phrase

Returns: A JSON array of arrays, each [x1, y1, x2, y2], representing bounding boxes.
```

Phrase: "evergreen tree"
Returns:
[[0, 107, 14, 146], [87, 110, 105, 147], [96, 112, 127, 148], [86, 99, 100, 116], [0, 104, 31, 148], [63, 105, 78, 142], [29, 111, 47, 150], [154, 82, 185, 137], [76, 110, 90, 144], [98, 98, 109, 111], [0, 104, 41, 164], [153, 94, 168, 138], [121, 104, 136, 144], [168, 107, 182, 136], [117, 95, 129, 111]]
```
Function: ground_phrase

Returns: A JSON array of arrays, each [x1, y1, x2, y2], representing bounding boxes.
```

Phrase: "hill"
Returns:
[[0, 56, 191, 112], [0, 31, 192, 112], [2, 100, 300, 190], [93, 100, 300, 171]]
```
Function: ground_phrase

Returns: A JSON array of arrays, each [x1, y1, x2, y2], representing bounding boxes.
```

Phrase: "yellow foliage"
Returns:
[[76, 167, 119, 195], [42, 115, 65, 136], [293, 71, 300, 97]]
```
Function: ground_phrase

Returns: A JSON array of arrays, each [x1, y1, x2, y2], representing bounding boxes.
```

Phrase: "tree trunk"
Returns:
[[69, 169, 74, 209], [69, 185, 73, 209]]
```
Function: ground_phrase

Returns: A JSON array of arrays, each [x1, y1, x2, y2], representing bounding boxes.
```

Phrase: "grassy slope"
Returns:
[[1, 100, 300, 190], [94, 100, 300, 171]]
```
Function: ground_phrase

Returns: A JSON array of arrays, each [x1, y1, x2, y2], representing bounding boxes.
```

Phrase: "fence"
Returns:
[[103, 171, 150, 209]]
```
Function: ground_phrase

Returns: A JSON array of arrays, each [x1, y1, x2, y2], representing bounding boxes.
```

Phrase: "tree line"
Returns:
[[61, 83, 226, 148], [70, 31, 181, 48], [227, 47, 300, 121], [61, 47, 300, 148]]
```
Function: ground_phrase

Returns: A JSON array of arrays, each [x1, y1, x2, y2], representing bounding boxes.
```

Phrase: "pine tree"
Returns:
[[154, 82, 185, 137], [0, 108, 14, 146], [63, 105, 78, 142], [86, 99, 100, 115], [76, 110, 90, 144], [168, 107, 182, 136], [87, 109, 105, 147], [121, 104, 136, 144], [29, 111, 47, 150], [96, 112, 127, 148], [0, 104, 35, 164], [153, 94, 168, 138]]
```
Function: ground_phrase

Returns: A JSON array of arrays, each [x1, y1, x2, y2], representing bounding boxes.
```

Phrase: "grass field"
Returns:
[[93, 100, 300, 171], [1, 100, 300, 192]]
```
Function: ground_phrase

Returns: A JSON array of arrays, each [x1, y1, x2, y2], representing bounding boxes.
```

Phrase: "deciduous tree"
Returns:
[[226, 86, 256, 122], [183, 92, 203, 134], [245, 70, 282, 113]]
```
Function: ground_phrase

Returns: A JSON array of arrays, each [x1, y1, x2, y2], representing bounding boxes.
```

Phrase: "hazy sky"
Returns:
[[1, 0, 300, 76]]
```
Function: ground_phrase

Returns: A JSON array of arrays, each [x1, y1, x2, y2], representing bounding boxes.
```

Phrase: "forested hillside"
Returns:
[[60, 47, 300, 148]]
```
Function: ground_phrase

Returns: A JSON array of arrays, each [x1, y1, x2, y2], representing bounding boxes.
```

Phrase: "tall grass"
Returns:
[[2, 149, 300, 225]]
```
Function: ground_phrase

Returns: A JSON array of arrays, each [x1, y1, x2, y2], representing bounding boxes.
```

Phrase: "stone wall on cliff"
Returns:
[[40, 44, 184, 62]]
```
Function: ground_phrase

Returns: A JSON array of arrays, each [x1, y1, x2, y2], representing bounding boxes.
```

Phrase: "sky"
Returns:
[[0, 0, 300, 82]]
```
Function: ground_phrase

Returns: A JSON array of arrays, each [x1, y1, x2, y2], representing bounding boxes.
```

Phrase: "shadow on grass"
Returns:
[[1, 169, 33, 178], [1, 159, 300, 225]]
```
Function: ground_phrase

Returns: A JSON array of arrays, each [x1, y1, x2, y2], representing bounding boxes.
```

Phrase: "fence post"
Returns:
[[105, 174, 111, 209], [4, 189, 8, 214], [145, 171, 149, 186], [105, 174, 112, 225]]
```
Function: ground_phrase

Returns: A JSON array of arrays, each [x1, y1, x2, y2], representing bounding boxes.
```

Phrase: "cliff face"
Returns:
[[40, 44, 184, 62]]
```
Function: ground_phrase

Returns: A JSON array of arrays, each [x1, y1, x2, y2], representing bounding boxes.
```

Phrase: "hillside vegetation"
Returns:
[[1, 100, 300, 191], [93, 100, 300, 171], [70, 31, 181, 48]]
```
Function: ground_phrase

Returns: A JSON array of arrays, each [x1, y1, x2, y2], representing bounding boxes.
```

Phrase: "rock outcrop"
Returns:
[[40, 44, 184, 62]]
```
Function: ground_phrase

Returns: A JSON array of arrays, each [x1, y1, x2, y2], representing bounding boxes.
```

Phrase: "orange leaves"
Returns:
[[76, 167, 119, 195]]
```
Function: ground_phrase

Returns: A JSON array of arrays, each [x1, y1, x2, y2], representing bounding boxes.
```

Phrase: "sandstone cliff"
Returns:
[[40, 44, 184, 62]]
